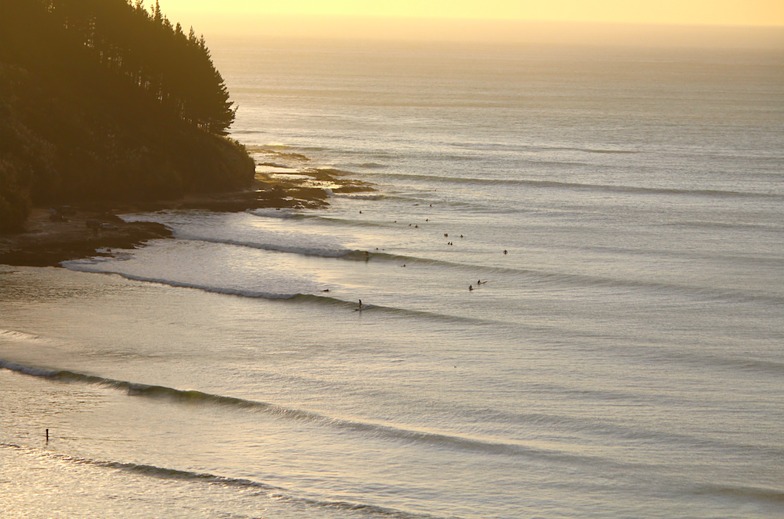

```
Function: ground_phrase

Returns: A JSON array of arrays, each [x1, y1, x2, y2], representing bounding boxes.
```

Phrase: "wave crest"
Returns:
[[0, 359, 604, 464]]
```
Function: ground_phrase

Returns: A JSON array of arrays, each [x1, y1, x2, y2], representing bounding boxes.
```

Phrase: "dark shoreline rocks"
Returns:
[[0, 170, 375, 267], [0, 211, 172, 267]]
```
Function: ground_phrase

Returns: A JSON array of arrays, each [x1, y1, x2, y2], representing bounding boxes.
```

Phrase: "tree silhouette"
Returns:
[[0, 0, 252, 229], [17, 0, 237, 135]]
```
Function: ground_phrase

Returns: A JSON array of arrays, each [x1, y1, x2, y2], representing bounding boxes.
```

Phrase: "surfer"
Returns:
[[357, 299, 363, 312], [469, 285, 473, 291]]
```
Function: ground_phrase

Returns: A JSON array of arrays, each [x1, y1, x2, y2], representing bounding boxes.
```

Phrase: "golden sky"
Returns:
[[160, 0, 783, 26], [156, 0, 784, 46]]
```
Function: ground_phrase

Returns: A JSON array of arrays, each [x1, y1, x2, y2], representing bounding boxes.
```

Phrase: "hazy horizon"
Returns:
[[153, 0, 784, 48], [159, 0, 784, 26], [190, 17, 784, 50]]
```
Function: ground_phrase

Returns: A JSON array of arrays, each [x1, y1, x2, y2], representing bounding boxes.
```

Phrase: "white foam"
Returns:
[[0, 329, 45, 344]]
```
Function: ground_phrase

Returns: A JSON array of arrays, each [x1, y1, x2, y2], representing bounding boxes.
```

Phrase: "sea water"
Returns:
[[1, 38, 783, 518]]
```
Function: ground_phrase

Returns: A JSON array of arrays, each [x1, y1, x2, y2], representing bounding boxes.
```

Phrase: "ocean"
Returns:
[[1, 37, 783, 518]]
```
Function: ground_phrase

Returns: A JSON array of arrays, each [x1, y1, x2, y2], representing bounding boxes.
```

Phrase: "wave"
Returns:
[[383, 250, 784, 304], [12, 355, 768, 476], [0, 359, 638, 469], [291, 294, 499, 325], [447, 140, 642, 155], [345, 162, 388, 169], [329, 192, 387, 200], [305, 166, 356, 176], [64, 232, 784, 308], [245, 145, 312, 162], [662, 220, 784, 233], [247, 207, 311, 219], [0, 443, 430, 519], [75, 236, 784, 307], [59, 267, 507, 326], [691, 483, 784, 505], [6, 357, 781, 493], [0, 328, 47, 343], [335, 250, 783, 305], [378, 172, 782, 200], [178, 235, 351, 258], [470, 404, 784, 461], [579, 243, 784, 266], [647, 348, 784, 378], [256, 161, 296, 170], [61, 269, 302, 300], [0, 359, 295, 413], [548, 146, 640, 155], [525, 269, 784, 306]]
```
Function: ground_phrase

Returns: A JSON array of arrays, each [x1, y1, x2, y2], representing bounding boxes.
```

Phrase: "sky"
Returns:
[[159, 0, 784, 26], [156, 0, 784, 46]]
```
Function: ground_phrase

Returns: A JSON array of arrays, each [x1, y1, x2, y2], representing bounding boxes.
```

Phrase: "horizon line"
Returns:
[[187, 16, 784, 49]]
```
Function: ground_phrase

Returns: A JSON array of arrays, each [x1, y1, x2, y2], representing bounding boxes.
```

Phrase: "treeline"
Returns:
[[0, 0, 254, 231], [6, 0, 235, 135]]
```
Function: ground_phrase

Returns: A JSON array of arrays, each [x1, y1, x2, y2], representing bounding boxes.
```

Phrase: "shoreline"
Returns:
[[0, 207, 171, 267], [0, 171, 373, 268]]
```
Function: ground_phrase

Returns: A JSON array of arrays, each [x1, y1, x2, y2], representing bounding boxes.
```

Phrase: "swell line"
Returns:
[[379, 173, 782, 200], [59, 269, 301, 300], [0, 443, 431, 519], [65, 246, 784, 307], [545, 146, 641, 155], [0, 359, 647, 470], [291, 294, 501, 325], [0, 328, 47, 343], [178, 235, 351, 258], [691, 483, 784, 505], [345, 251, 784, 305], [0, 359, 271, 408], [59, 266, 507, 325]]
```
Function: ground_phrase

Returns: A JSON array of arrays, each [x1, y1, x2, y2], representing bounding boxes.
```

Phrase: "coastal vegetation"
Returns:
[[0, 0, 254, 231]]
